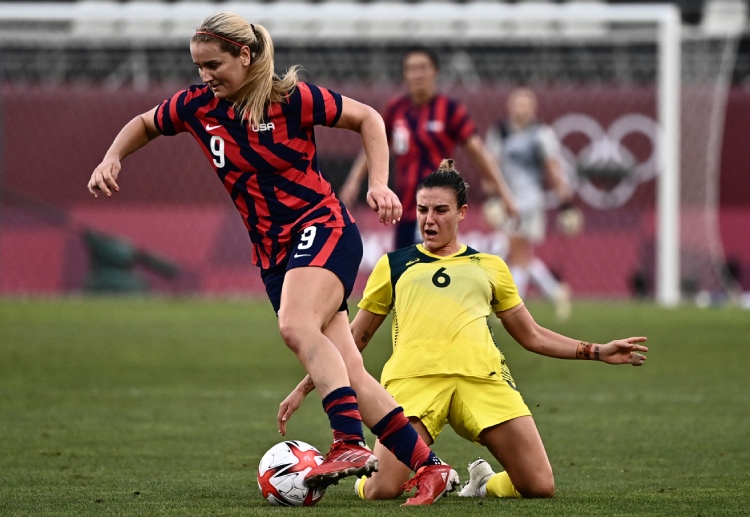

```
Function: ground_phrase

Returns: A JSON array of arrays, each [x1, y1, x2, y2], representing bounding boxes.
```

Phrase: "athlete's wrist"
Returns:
[[367, 182, 388, 192], [298, 376, 315, 395], [576, 341, 600, 360]]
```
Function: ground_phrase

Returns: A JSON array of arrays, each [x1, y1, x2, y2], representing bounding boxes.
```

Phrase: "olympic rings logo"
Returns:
[[551, 113, 661, 209]]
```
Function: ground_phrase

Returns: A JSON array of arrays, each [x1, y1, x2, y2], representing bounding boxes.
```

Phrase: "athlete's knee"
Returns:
[[277, 314, 316, 354], [518, 472, 555, 498], [522, 482, 555, 498]]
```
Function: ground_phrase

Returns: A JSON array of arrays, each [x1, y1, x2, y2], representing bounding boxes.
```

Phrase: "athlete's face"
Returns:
[[508, 90, 537, 127], [416, 187, 467, 255], [403, 52, 438, 103], [190, 41, 251, 100]]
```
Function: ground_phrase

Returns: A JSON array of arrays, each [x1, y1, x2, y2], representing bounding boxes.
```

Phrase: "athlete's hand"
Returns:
[[88, 156, 121, 198], [599, 337, 649, 366], [366, 183, 402, 226], [277, 388, 306, 436]]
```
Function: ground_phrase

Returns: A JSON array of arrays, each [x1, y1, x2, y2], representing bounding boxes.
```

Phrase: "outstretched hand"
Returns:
[[88, 157, 121, 198], [599, 337, 649, 366], [277, 388, 306, 436], [366, 184, 402, 226]]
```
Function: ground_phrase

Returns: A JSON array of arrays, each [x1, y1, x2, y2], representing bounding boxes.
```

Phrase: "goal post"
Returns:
[[656, 5, 682, 307]]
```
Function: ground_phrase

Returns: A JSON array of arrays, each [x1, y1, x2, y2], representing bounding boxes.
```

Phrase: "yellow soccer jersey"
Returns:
[[359, 244, 522, 385]]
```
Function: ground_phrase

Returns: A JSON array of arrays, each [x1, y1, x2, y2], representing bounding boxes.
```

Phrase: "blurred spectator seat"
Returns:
[[701, 0, 747, 36], [560, 0, 609, 38], [512, 0, 557, 38]]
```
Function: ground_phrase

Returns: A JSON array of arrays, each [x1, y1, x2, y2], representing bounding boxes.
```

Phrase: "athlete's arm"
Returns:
[[463, 134, 519, 219], [350, 309, 387, 352], [277, 375, 315, 436], [338, 151, 368, 207], [87, 107, 161, 197], [497, 304, 648, 365], [538, 127, 572, 203], [335, 96, 402, 226], [545, 155, 572, 203]]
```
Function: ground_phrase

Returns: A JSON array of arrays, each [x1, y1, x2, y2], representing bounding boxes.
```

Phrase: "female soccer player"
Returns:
[[486, 87, 575, 320], [278, 159, 648, 501], [338, 47, 518, 249], [87, 12, 456, 505]]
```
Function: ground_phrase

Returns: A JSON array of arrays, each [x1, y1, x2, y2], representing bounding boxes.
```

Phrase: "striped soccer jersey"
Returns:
[[384, 93, 477, 221], [154, 82, 353, 269]]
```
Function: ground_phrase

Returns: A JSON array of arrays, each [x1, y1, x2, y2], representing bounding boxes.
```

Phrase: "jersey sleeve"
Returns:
[[358, 254, 394, 316], [490, 256, 523, 313], [536, 125, 561, 160], [447, 98, 477, 143], [153, 88, 196, 136], [291, 82, 343, 128]]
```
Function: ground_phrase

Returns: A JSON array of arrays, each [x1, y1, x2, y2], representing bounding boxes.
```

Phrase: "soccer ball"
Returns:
[[257, 440, 326, 506]]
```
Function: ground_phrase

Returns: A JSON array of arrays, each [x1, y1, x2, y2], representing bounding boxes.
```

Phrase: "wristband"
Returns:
[[576, 341, 593, 360]]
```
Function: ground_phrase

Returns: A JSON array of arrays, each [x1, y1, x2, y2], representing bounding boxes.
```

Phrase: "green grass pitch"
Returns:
[[1, 297, 749, 516]]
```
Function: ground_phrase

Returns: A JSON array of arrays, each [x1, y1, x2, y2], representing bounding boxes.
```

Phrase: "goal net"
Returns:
[[0, 2, 740, 303]]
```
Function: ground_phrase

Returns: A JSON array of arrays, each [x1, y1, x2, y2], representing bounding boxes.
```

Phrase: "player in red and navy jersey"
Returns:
[[87, 11, 456, 505], [340, 47, 518, 249]]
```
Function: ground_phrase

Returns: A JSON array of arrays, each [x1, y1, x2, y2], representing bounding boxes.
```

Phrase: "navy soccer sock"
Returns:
[[371, 406, 441, 472], [322, 386, 365, 444]]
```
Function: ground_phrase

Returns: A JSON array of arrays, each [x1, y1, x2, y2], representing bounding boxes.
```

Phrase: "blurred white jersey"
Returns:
[[486, 121, 560, 213]]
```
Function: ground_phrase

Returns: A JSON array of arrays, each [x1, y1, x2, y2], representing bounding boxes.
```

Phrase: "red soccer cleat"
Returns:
[[401, 464, 460, 506], [304, 441, 378, 489]]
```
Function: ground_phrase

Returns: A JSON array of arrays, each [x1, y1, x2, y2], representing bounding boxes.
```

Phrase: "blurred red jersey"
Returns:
[[383, 93, 477, 221]]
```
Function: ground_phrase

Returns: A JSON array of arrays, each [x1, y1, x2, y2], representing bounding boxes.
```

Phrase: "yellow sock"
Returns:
[[485, 471, 521, 498], [356, 475, 367, 500]]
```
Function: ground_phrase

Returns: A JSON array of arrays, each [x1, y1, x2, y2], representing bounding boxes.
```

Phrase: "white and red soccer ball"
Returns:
[[257, 440, 326, 506]]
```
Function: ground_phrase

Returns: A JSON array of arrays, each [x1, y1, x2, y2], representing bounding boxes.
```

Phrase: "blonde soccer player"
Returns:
[[88, 11, 457, 504]]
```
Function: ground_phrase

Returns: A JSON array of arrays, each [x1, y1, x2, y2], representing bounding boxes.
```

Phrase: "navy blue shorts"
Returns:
[[260, 223, 363, 315]]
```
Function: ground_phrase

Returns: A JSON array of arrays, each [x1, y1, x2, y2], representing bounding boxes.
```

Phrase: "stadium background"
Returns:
[[1, 0, 749, 302]]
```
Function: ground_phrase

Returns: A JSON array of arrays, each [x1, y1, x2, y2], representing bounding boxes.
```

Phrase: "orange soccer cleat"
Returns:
[[304, 441, 378, 489], [401, 464, 460, 506]]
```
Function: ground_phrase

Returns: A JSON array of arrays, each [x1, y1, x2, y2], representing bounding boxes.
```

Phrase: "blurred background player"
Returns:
[[339, 46, 517, 249], [485, 87, 575, 320], [279, 159, 648, 502], [87, 11, 456, 504]]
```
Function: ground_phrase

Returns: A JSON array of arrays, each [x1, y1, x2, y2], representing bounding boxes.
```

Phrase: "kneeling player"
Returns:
[[279, 159, 648, 501]]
